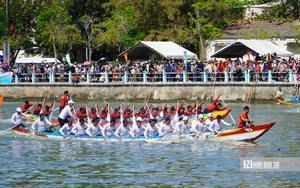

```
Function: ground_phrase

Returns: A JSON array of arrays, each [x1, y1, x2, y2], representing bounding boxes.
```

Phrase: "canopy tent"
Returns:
[[118, 41, 198, 60], [211, 40, 293, 58], [15, 58, 60, 64]]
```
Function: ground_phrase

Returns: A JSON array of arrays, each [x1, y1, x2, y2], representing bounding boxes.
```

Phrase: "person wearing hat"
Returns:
[[101, 118, 117, 139], [11, 107, 27, 128], [59, 91, 69, 112], [203, 96, 226, 113], [275, 86, 284, 100], [31, 113, 53, 132], [59, 118, 74, 138], [144, 119, 158, 139], [58, 100, 76, 128], [204, 113, 214, 128], [174, 116, 190, 135], [129, 117, 145, 139], [157, 117, 173, 136], [86, 117, 103, 138], [208, 115, 234, 135], [191, 114, 205, 136]]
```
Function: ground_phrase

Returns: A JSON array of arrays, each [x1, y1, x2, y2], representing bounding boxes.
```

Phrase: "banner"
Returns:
[[0, 72, 12, 84], [66, 54, 71, 66]]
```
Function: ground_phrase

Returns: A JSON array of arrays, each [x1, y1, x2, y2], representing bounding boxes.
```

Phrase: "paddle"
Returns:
[[220, 96, 236, 125], [26, 102, 38, 113]]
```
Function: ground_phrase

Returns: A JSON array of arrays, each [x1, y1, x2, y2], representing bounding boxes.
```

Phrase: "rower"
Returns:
[[114, 119, 131, 141], [22, 100, 35, 113], [175, 116, 190, 135], [275, 86, 284, 100], [11, 107, 27, 128], [208, 115, 234, 135], [86, 117, 102, 138], [191, 114, 205, 136], [71, 117, 88, 136], [59, 118, 74, 138], [238, 106, 254, 128], [129, 117, 145, 139], [144, 119, 158, 139], [101, 118, 117, 140], [31, 113, 53, 132], [204, 113, 214, 131], [203, 95, 226, 113], [158, 117, 173, 136], [32, 104, 43, 115]]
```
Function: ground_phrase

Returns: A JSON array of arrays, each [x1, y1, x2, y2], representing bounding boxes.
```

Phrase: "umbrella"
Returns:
[[98, 57, 108, 63], [83, 61, 91, 66]]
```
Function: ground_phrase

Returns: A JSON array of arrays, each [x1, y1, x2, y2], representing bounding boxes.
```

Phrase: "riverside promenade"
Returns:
[[0, 81, 295, 102]]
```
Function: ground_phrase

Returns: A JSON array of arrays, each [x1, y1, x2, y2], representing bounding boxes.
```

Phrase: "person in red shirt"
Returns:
[[124, 108, 133, 119], [110, 108, 121, 120], [44, 102, 55, 117], [238, 106, 254, 128], [33, 104, 43, 115], [22, 100, 35, 113], [165, 106, 176, 118], [89, 108, 98, 119], [184, 105, 196, 116], [76, 107, 87, 119], [59, 91, 69, 112], [203, 96, 226, 113]]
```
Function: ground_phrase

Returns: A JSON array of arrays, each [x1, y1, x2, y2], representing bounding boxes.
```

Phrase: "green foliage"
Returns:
[[0, 11, 7, 38]]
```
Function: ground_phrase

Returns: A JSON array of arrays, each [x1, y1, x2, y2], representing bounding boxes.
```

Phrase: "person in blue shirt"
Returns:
[[290, 91, 297, 102]]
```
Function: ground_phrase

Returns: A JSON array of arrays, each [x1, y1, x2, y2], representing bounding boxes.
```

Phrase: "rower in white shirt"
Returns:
[[174, 116, 183, 133], [144, 119, 158, 139], [71, 118, 88, 136], [101, 118, 118, 140], [115, 119, 131, 140], [158, 117, 173, 136], [31, 113, 53, 132], [129, 117, 145, 139], [11, 107, 27, 128], [86, 118, 102, 138], [175, 116, 190, 135], [204, 113, 214, 131], [208, 115, 234, 135], [191, 114, 205, 136], [59, 119, 74, 138]]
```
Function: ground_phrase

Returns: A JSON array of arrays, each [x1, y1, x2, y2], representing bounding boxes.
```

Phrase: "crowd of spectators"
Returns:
[[1, 52, 300, 83]]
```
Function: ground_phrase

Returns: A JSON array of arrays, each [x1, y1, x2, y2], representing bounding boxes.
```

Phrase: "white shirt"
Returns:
[[158, 123, 172, 136], [86, 124, 102, 137], [11, 112, 26, 125], [175, 121, 190, 133], [191, 120, 205, 134], [101, 123, 117, 137], [205, 118, 212, 128], [31, 118, 52, 131], [71, 123, 88, 135], [129, 123, 145, 137], [59, 124, 74, 136], [58, 105, 75, 119], [144, 123, 158, 139], [114, 124, 130, 138], [208, 119, 231, 132]]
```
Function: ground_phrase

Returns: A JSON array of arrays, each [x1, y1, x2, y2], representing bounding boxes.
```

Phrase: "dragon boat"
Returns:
[[276, 98, 300, 106]]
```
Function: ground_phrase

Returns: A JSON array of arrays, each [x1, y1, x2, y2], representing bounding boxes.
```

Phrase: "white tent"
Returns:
[[15, 58, 60, 64], [118, 41, 198, 60], [211, 39, 293, 58]]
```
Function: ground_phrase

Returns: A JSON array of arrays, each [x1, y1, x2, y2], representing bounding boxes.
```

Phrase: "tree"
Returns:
[[101, 7, 145, 55], [37, 5, 73, 63], [79, 15, 103, 62], [0, 11, 7, 38]]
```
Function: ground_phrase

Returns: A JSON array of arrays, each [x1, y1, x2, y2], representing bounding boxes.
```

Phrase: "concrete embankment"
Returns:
[[0, 82, 294, 101]]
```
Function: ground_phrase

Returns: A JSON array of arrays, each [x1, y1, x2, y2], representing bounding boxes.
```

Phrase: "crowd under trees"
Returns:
[[0, 0, 299, 64]]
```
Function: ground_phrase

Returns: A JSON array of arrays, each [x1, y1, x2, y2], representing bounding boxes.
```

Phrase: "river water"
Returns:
[[0, 100, 299, 187]]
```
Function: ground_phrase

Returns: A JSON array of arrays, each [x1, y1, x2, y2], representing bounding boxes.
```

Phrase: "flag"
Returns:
[[124, 52, 128, 63], [0, 95, 3, 107], [8, 23, 14, 35], [66, 53, 71, 66], [251, 50, 257, 57]]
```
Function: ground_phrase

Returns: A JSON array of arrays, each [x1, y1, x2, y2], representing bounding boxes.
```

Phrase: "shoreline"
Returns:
[[0, 82, 295, 102]]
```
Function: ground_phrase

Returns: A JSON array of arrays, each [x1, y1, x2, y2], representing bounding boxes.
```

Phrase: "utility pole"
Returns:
[[4, 0, 10, 68]]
